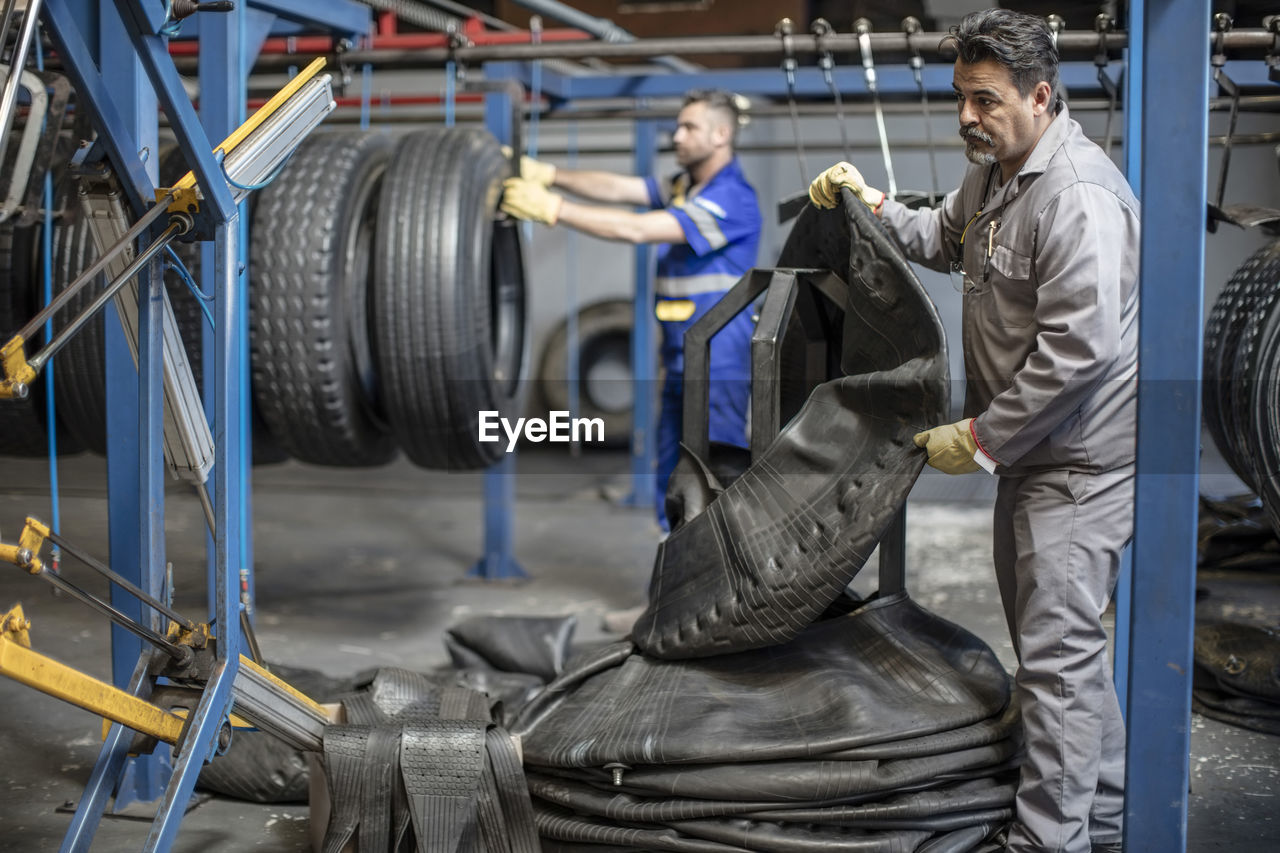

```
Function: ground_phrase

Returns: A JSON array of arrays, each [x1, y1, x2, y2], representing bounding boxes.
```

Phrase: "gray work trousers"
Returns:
[[993, 464, 1133, 853]]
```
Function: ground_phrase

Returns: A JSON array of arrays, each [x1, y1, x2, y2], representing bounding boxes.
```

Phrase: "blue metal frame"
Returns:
[[179, 0, 368, 43], [473, 87, 528, 580], [627, 118, 658, 511], [1112, 0, 1147, 720], [37, 0, 367, 848], [1126, 1, 1209, 851], [498, 61, 1131, 104]]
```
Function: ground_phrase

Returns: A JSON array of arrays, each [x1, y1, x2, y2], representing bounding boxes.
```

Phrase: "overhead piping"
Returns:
[[508, 0, 699, 72]]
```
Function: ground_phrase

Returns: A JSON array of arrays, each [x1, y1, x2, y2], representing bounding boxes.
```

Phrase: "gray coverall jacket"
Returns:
[[880, 104, 1140, 475]]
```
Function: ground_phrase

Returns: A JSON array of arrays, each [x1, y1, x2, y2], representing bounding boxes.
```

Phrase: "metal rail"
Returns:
[[212, 27, 1280, 71]]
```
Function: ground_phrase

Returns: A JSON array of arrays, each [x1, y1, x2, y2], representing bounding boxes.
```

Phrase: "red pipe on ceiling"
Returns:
[[166, 28, 593, 57]]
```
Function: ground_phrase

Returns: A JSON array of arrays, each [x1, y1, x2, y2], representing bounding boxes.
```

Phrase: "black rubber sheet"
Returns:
[[631, 193, 949, 660]]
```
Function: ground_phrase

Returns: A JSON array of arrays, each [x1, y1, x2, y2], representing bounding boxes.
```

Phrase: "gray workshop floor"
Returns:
[[0, 440, 1276, 852]]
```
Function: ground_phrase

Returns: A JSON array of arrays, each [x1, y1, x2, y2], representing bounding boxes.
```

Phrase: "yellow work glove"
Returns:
[[913, 418, 981, 475], [808, 161, 886, 214], [501, 177, 564, 225], [500, 146, 557, 186]]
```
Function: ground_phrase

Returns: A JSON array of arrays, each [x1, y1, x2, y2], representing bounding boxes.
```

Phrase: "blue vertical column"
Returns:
[[1112, 0, 1146, 715], [99, 0, 168, 809], [472, 83, 526, 579], [146, 217, 242, 851], [627, 118, 657, 511], [1126, 2, 1209, 851], [199, 0, 253, 627]]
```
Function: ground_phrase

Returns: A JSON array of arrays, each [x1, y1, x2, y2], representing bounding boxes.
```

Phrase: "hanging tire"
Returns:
[[0, 222, 58, 457], [1225, 241, 1280, 491], [249, 130, 396, 467], [537, 299, 634, 448], [1251, 295, 1280, 537], [372, 127, 527, 470], [1204, 240, 1280, 488]]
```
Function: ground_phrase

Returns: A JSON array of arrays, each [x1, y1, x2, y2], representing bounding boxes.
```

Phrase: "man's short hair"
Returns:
[[943, 9, 1060, 105], [682, 89, 745, 143]]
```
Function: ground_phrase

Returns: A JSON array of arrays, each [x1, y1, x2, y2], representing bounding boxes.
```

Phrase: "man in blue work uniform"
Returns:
[[812, 10, 1136, 853], [501, 89, 762, 532]]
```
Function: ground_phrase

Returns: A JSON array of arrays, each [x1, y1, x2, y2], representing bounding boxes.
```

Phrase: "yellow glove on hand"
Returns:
[[500, 146, 557, 186], [501, 177, 564, 225], [808, 162, 886, 213], [913, 418, 981, 475]]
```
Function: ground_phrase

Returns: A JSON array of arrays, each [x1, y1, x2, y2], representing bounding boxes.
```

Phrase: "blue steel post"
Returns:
[[148, 215, 242, 850], [100, 0, 169, 810], [627, 119, 657, 510], [472, 81, 527, 580], [60, 656, 154, 852], [1112, 0, 1145, 715], [198, 0, 251, 627], [120, 246, 169, 805], [1126, 2, 1209, 851]]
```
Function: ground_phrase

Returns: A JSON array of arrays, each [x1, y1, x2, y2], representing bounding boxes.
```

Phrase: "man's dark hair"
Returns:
[[682, 89, 744, 143], [943, 9, 1060, 104]]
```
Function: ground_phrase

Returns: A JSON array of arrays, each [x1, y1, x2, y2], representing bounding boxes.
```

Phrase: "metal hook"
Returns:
[[774, 18, 808, 189], [855, 18, 896, 200], [1208, 13, 1239, 230], [1046, 14, 1065, 50], [811, 17, 851, 163], [1094, 14, 1119, 157], [1264, 15, 1280, 83], [903, 16, 938, 205]]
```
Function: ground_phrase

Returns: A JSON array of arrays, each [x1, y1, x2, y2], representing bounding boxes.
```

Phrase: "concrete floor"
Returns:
[[0, 443, 1277, 852]]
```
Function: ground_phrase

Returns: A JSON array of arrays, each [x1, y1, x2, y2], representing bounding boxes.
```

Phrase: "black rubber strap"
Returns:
[[358, 725, 400, 853], [400, 719, 487, 852], [320, 725, 371, 853], [339, 690, 387, 726], [485, 727, 540, 853]]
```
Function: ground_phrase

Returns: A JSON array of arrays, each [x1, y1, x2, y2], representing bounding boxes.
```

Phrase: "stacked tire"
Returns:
[[2, 127, 528, 472], [0, 219, 82, 457], [1203, 238, 1280, 536], [248, 126, 527, 470]]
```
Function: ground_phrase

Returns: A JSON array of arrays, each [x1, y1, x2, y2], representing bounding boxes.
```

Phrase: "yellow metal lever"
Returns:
[[0, 334, 36, 400], [0, 605, 187, 745], [0, 516, 49, 573]]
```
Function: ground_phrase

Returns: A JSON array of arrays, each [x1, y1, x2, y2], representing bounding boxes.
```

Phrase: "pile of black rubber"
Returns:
[[1193, 494, 1280, 736], [509, 193, 1018, 852], [513, 594, 1018, 853]]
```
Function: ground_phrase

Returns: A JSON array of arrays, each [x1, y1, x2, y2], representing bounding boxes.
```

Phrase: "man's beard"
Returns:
[[960, 127, 997, 166]]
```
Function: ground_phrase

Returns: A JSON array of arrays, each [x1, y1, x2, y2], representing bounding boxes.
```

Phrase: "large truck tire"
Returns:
[[537, 299, 634, 448], [372, 127, 527, 470], [50, 147, 215, 457], [249, 130, 396, 467], [0, 220, 82, 457], [1204, 240, 1280, 488]]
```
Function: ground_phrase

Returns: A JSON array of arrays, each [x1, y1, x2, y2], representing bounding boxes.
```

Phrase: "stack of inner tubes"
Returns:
[[1192, 621, 1280, 737], [513, 595, 1018, 853], [1202, 238, 1280, 536], [509, 195, 1015, 852]]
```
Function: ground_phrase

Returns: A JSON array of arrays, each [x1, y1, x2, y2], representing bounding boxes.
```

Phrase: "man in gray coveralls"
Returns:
[[810, 9, 1137, 853]]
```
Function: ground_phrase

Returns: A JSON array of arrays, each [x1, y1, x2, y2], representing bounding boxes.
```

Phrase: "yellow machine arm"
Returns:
[[0, 520, 335, 753], [0, 604, 187, 745], [0, 516, 48, 572]]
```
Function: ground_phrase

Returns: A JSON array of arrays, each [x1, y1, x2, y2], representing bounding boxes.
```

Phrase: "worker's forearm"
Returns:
[[553, 169, 650, 206], [556, 200, 683, 244]]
